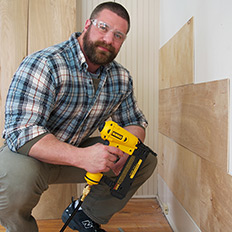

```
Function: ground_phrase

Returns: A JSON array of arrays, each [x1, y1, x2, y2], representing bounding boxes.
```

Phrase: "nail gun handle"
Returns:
[[84, 172, 103, 186]]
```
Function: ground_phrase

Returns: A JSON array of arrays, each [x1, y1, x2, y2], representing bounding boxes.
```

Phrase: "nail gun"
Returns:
[[85, 120, 157, 199]]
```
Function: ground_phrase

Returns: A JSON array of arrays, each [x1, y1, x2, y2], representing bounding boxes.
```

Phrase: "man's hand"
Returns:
[[79, 143, 124, 173], [111, 153, 129, 176]]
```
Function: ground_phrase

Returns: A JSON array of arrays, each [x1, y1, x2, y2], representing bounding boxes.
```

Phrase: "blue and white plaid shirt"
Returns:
[[3, 33, 147, 152]]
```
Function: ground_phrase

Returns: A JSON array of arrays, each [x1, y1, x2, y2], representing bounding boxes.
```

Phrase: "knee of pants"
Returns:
[[139, 152, 157, 181], [0, 147, 49, 213]]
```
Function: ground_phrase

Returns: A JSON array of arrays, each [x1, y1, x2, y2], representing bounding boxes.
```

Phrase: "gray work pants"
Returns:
[[0, 137, 157, 232]]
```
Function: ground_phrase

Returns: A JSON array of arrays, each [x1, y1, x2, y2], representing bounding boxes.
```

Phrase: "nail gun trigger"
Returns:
[[114, 155, 120, 164]]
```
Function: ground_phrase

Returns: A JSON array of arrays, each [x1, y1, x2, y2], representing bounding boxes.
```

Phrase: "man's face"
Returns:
[[83, 27, 117, 65], [82, 9, 128, 66]]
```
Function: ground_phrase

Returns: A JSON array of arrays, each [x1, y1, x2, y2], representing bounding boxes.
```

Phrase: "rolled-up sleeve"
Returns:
[[3, 55, 56, 152], [111, 77, 148, 129]]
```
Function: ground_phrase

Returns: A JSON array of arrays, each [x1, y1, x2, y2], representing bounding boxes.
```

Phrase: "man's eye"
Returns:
[[114, 32, 123, 40], [98, 23, 109, 32]]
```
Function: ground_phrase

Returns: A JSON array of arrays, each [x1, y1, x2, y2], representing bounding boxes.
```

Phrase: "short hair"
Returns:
[[90, 1, 130, 33]]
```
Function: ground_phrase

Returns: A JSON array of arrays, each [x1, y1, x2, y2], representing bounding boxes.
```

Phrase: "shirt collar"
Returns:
[[69, 32, 87, 71]]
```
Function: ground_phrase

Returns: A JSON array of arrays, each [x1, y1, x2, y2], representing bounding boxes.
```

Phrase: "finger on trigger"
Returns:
[[108, 146, 124, 157]]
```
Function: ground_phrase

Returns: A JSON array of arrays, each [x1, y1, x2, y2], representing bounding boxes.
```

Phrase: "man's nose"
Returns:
[[103, 31, 114, 44]]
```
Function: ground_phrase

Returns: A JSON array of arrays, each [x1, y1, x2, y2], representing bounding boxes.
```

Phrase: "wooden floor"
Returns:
[[0, 199, 173, 232]]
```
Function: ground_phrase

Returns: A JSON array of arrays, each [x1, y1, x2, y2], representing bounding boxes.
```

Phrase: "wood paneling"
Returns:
[[0, 0, 28, 146], [158, 15, 231, 232], [159, 79, 229, 169], [159, 17, 194, 90], [28, 0, 77, 53], [158, 133, 201, 225], [201, 159, 232, 232]]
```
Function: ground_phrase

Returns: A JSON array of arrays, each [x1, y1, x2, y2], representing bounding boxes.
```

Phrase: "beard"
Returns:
[[83, 28, 117, 65]]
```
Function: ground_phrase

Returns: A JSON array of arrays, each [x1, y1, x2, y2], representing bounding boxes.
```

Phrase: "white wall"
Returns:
[[160, 0, 232, 82], [160, 0, 232, 174]]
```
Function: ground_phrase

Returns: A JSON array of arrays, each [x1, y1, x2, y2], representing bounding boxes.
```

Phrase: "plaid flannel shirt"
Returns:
[[3, 33, 147, 152]]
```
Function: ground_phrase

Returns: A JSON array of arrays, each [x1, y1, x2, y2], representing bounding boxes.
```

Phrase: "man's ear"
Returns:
[[84, 19, 91, 32]]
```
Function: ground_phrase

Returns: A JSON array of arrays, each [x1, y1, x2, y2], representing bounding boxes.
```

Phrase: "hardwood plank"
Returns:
[[0, 199, 173, 232], [103, 199, 173, 232]]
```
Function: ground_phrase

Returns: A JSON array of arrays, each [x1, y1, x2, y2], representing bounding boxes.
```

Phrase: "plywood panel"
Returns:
[[159, 79, 229, 169], [159, 17, 194, 90], [201, 159, 232, 232], [158, 133, 201, 226], [0, 0, 28, 146], [28, 0, 77, 54]]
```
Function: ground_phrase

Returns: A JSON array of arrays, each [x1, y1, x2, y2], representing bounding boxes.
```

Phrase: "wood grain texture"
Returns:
[[158, 133, 201, 226], [159, 17, 194, 90], [28, 0, 77, 54], [201, 159, 232, 232], [159, 79, 229, 169], [0, 0, 28, 146]]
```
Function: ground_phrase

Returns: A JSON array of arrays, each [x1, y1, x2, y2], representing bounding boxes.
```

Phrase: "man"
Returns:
[[0, 2, 157, 232]]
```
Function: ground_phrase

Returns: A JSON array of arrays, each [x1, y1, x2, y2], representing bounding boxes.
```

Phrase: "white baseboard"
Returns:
[[157, 175, 201, 232]]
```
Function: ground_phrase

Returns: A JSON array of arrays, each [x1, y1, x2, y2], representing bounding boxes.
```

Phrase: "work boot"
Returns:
[[62, 198, 106, 232]]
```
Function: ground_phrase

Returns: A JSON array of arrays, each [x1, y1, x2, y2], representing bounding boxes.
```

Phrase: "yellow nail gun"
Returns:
[[85, 120, 157, 199]]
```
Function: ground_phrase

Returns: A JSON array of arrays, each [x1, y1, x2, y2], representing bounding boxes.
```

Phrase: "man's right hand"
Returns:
[[78, 143, 124, 173]]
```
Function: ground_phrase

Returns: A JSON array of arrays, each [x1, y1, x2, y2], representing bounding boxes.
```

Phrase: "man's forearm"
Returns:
[[28, 133, 124, 173], [28, 133, 81, 166], [123, 125, 146, 142]]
